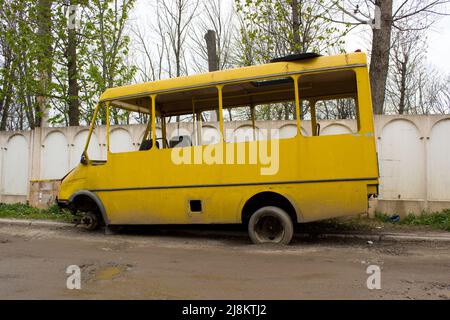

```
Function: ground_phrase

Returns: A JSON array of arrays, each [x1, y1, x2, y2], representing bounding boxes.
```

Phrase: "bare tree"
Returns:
[[131, 1, 172, 83], [156, 0, 199, 78], [132, 25, 163, 82], [385, 22, 426, 114], [323, 0, 450, 114], [417, 68, 450, 114], [190, 0, 235, 73]]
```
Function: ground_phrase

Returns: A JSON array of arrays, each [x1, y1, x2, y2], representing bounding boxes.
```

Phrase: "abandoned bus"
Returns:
[[57, 52, 379, 244]]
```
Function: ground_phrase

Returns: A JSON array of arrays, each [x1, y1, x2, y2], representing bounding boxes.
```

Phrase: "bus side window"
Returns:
[[155, 86, 219, 148], [221, 106, 253, 142], [314, 98, 358, 135], [110, 110, 151, 153], [299, 70, 359, 136], [164, 113, 194, 149], [222, 77, 298, 142]]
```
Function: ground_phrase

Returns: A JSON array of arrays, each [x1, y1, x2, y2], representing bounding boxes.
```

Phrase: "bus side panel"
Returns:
[[292, 181, 369, 222], [98, 180, 369, 225]]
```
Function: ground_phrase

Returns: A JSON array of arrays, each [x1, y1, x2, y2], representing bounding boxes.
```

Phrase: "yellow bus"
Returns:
[[57, 52, 379, 245]]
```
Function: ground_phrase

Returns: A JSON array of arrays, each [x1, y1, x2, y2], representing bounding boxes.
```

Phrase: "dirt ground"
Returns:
[[0, 223, 449, 300]]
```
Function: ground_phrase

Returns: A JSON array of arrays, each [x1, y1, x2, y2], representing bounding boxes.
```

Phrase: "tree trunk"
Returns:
[[36, 0, 53, 127], [291, 0, 301, 53], [0, 44, 13, 131], [0, 95, 12, 131], [0, 82, 13, 130], [22, 60, 37, 129], [369, 0, 393, 115], [67, 0, 80, 126], [227, 108, 232, 121], [398, 60, 407, 114], [284, 104, 290, 120]]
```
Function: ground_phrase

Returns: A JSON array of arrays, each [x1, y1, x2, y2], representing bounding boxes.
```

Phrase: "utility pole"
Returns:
[[204, 30, 219, 121], [205, 29, 218, 72]]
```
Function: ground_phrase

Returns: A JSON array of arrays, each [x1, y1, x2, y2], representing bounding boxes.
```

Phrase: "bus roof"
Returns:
[[100, 52, 367, 114]]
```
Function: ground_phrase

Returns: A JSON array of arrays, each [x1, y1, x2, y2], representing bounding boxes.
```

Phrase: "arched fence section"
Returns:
[[428, 119, 450, 201], [0, 115, 449, 214], [378, 119, 426, 201], [2, 134, 30, 198], [41, 131, 70, 180]]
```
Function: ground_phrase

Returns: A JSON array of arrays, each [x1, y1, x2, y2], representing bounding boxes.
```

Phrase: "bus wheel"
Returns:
[[80, 211, 99, 231], [248, 206, 294, 245]]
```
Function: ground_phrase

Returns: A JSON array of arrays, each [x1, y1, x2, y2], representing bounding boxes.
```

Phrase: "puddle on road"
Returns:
[[96, 266, 124, 280], [80, 262, 133, 282]]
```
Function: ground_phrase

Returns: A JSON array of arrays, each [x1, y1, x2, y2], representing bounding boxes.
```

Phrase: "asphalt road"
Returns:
[[0, 223, 449, 299]]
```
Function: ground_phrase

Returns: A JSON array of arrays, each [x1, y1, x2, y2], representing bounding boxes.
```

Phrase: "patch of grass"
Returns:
[[374, 209, 450, 231], [308, 210, 450, 233], [0, 203, 72, 222], [399, 210, 450, 231]]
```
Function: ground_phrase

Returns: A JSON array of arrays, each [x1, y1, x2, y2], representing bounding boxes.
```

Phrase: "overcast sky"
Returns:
[[424, 16, 450, 70], [131, 0, 450, 74]]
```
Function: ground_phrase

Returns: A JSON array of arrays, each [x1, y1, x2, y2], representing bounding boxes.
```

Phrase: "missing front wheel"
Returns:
[[77, 211, 100, 230]]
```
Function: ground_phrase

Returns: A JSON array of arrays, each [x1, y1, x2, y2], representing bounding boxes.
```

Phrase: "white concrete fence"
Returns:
[[0, 115, 449, 215]]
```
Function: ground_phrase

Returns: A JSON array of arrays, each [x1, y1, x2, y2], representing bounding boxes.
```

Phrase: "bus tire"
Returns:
[[248, 206, 294, 245]]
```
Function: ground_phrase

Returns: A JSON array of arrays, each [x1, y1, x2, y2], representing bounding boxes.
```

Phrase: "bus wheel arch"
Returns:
[[241, 191, 297, 224], [69, 190, 109, 228]]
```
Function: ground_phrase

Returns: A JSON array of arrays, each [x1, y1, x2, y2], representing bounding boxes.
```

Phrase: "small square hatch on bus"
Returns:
[[189, 200, 202, 213]]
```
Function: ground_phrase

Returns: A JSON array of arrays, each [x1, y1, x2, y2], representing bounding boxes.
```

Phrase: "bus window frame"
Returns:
[[82, 102, 115, 164], [297, 68, 365, 137], [94, 96, 156, 158], [91, 66, 370, 158], [219, 74, 301, 140], [82, 102, 101, 164], [155, 85, 221, 147]]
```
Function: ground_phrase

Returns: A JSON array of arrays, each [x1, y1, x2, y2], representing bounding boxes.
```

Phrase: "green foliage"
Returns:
[[0, 0, 42, 129], [375, 210, 450, 231], [0, 0, 137, 128], [0, 203, 72, 222], [51, 0, 137, 126], [82, 0, 137, 125], [235, 0, 349, 65], [399, 210, 450, 231]]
